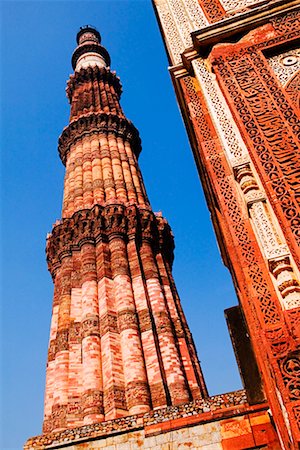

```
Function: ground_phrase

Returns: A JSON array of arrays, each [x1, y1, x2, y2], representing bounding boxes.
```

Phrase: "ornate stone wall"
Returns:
[[153, 0, 300, 448]]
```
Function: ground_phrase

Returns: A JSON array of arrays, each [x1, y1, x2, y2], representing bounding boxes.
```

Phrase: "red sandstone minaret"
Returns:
[[43, 26, 207, 433]]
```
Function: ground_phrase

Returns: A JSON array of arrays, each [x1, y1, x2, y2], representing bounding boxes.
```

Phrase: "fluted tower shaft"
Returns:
[[43, 26, 207, 434]]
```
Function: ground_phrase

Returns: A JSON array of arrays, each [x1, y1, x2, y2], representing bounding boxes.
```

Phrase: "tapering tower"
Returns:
[[152, 0, 300, 448], [42, 26, 207, 434]]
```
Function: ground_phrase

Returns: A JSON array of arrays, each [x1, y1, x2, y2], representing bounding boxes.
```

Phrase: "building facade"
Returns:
[[25, 0, 299, 448], [152, 0, 300, 448]]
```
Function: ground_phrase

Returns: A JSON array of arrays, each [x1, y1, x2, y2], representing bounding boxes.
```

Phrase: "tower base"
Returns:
[[25, 390, 281, 450]]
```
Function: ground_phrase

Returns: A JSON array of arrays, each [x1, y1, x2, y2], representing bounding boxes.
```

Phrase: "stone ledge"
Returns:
[[25, 390, 270, 449]]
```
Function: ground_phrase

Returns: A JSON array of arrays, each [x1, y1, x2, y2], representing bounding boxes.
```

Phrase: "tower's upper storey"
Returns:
[[58, 28, 146, 217], [65, 26, 125, 126], [72, 25, 110, 71]]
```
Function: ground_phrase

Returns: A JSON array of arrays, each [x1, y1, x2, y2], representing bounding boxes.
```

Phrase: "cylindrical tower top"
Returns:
[[72, 25, 111, 71], [76, 25, 101, 45]]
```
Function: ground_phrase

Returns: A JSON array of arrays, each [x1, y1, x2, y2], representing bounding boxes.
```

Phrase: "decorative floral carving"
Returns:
[[219, 0, 267, 13], [286, 71, 300, 110], [280, 353, 300, 400], [265, 327, 290, 357], [271, 9, 300, 34]]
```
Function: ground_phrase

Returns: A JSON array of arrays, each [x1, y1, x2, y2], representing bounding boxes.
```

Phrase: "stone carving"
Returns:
[[82, 389, 104, 415], [155, 0, 184, 63], [126, 381, 150, 409], [230, 136, 300, 311], [67, 65, 122, 101], [197, 0, 224, 23], [104, 204, 127, 236], [269, 257, 300, 310], [58, 113, 141, 165], [280, 353, 300, 401], [219, 0, 267, 13], [139, 209, 157, 242], [47, 205, 175, 275], [117, 309, 139, 332], [155, 310, 173, 334], [167, 0, 194, 48], [212, 50, 300, 253], [285, 71, 300, 109], [192, 59, 248, 162], [209, 151, 280, 325], [104, 386, 127, 411], [271, 9, 300, 34], [82, 315, 100, 338], [69, 321, 81, 343], [138, 309, 152, 333], [56, 329, 69, 352], [47, 340, 56, 362], [183, 0, 209, 30], [268, 48, 300, 87], [265, 327, 290, 357], [99, 312, 118, 335], [250, 202, 289, 259]]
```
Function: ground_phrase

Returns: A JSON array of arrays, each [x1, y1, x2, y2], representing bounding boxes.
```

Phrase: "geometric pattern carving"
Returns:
[[155, 0, 186, 63], [219, 0, 268, 14], [268, 48, 300, 87], [192, 59, 247, 162], [211, 155, 280, 325], [197, 0, 224, 23], [167, 0, 194, 47]]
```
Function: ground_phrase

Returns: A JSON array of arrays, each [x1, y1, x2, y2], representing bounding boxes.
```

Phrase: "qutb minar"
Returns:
[[26, 14, 299, 449], [42, 26, 207, 431]]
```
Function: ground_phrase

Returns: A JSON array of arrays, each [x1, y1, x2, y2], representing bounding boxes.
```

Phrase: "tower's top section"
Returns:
[[72, 25, 111, 71]]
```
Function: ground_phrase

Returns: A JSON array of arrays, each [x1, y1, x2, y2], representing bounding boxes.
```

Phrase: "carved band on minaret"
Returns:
[[58, 113, 141, 165]]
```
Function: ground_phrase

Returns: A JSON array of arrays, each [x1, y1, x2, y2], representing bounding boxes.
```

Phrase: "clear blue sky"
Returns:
[[1, 1, 241, 449]]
